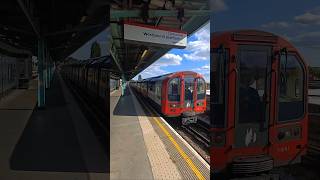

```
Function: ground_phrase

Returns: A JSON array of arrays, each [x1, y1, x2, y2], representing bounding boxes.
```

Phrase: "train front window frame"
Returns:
[[211, 47, 229, 128], [277, 53, 305, 122], [196, 78, 206, 100], [168, 77, 180, 102]]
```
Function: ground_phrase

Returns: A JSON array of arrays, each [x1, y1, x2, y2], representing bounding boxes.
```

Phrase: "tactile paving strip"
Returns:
[[131, 89, 182, 180]]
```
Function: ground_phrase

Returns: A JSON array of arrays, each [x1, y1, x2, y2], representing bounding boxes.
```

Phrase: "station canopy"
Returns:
[[0, 0, 109, 61], [110, 0, 210, 80]]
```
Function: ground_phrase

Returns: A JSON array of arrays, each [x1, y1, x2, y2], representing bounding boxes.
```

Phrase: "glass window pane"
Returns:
[[278, 54, 304, 121], [211, 48, 228, 128], [168, 78, 180, 102]]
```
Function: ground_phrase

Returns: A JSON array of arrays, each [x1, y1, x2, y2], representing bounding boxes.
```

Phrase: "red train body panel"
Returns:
[[211, 30, 308, 174], [132, 71, 207, 118]]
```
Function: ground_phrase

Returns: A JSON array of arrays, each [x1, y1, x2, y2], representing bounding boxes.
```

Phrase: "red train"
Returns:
[[132, 71, 207, 124], [211, 30, 308, 175]]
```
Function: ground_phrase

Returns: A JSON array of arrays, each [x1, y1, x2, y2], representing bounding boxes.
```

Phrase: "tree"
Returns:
[[90, 41, 101, 58]]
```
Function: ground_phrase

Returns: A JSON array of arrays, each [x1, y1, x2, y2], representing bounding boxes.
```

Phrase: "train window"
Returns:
[[238, 48, 270, 124], [278, 54, 304, 122], [156, 82, 161, 99], [149, 82, 155, 92], [168, 78, 180, 102], [211, 48, 228, 128], [196, 78, 206, 100]]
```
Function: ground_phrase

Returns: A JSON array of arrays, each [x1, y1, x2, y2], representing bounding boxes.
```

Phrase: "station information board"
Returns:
[[124, 21, 187, 49]]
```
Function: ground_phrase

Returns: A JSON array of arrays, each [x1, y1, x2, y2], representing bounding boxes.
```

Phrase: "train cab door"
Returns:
[[184, 76, 195, 109], [234, 45, 272, 148]]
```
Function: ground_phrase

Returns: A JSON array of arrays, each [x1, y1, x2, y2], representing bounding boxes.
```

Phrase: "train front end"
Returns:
[[163, 71, 207, 124], [211, 30, 308, 176]]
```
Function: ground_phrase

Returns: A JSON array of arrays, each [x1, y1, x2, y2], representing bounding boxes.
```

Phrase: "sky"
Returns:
[[133, 22, 210, 82], [211, 0, 320, 67]]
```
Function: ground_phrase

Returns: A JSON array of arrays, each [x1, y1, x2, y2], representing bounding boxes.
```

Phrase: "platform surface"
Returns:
[[110, 86, 210, 180], [0, 72, 108, 180]]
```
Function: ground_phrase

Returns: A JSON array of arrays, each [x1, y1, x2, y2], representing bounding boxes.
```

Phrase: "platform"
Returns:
[[0, 72, 108, 180], [110, 86, 210, 179]]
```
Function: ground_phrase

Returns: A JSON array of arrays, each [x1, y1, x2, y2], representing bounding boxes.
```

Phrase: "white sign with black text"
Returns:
[[123, 22, 187, 49]]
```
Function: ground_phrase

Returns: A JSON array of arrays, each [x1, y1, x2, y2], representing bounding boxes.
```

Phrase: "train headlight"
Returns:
[[211, 132, 226, 147], [197, 101, 204, 106], [277, 126, 301, 141], [170, 103, 180, 108]]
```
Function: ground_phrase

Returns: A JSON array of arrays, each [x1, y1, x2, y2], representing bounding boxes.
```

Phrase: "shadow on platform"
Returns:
[[9, 73, 108, 173], [112, 87, 155, 117]]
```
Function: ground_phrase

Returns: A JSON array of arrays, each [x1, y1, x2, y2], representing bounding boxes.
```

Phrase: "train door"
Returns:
[[234, 45, 272, 148], [184, 76, 195, 108]]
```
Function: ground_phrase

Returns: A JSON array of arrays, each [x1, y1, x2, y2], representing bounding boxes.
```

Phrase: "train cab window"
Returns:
[[168, 78, 180, 102], [196, 78, 206, 100], [211, 48, 228, 128], [278, 54, 304, 122]]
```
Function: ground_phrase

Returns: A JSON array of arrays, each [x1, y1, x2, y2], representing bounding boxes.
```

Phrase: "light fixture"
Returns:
[[80, 16, 87, 23], [141, 49, 148, 59]]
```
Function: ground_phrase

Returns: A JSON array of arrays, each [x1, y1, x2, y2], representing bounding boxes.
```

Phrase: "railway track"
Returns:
[[182, 123, 210, 148], [173, 116, 210, 163]]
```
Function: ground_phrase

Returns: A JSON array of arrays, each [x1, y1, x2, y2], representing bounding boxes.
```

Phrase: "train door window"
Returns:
[[237, 48, 270, 124], [168, 78, 180, 102], [184, 76, 195, 108], [211, 48, 228, 128], [235, 45, 271, 148], [196, 78, 206, 100], [278, 54, 304, 122]]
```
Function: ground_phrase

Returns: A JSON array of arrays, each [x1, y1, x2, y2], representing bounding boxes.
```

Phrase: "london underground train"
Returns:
[[132, 71, 207, 124], [211, 30, 308, 175]]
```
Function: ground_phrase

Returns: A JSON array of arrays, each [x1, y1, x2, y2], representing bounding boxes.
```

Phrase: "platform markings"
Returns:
[[134, 89, 206, 180], [130, 88, 182, 179]]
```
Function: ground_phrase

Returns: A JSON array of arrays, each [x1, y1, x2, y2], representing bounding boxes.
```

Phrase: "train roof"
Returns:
[[211, 29, 296, 49], [140, 71, 203, 82]]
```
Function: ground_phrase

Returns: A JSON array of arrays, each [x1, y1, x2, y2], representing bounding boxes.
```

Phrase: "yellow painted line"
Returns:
[[140, 99, 206, 180]]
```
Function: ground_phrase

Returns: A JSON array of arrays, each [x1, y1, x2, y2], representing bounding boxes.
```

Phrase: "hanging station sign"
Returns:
[[123, 21, 187, 49]]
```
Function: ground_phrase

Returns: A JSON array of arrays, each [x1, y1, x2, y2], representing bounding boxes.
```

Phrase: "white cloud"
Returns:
[[210, 0, 228, 12], [295, 13, 320, 25], [155, 53, 182, 66], [192, 64, 210, 82], [183, 23, 210, 61], [137, 53, 183, 79], [291, 31, 320, 48], [193, 64, 210, 73], [261, 21, 290, 28], [294, 7, 320, 25]]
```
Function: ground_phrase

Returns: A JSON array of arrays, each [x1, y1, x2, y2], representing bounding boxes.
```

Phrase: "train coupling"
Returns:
[[182, 111, 197, 125]]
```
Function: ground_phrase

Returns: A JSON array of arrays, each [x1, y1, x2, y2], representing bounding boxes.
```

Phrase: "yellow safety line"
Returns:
[[140, 98, 206, 180]]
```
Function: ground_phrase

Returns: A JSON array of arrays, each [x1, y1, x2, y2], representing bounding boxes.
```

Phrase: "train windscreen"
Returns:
[[278, 54, 304, 121], [196, 78, 206, 100], [168, 78, 180, 102]]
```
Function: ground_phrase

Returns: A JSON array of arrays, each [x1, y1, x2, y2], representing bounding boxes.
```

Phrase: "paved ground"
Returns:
[[110, 87, 154, 180], [0, 73, 108, 180]]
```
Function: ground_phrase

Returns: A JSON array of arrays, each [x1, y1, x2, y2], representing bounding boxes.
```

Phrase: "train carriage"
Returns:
[[211, 30, 308, 175], [132, 71, 207, 124]]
